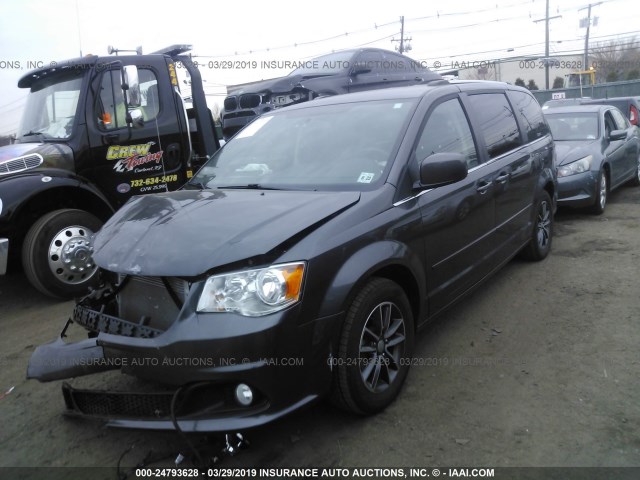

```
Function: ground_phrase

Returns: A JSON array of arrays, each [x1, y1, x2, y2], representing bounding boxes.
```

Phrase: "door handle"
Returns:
[[476, 181, 492, 194], [495, 172, 510, 184], [104, 133, 120, 144]]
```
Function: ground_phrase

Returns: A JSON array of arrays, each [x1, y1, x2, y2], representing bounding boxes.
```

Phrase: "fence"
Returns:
[[531, 79, 640, 104]]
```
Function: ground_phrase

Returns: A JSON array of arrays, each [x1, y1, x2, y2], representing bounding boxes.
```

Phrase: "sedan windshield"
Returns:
[[545, 112, 600, 141], [191, 99, 417, 191], [18, 70, 84, 140]]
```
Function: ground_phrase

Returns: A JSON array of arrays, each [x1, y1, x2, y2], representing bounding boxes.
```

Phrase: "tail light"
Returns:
[[630, 105, 638, 126]]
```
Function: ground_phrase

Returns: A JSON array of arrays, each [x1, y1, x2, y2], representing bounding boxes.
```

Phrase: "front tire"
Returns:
[[591, 169, 608, 215], [22, 209, 103, 299], [331, 278, 414, 415]]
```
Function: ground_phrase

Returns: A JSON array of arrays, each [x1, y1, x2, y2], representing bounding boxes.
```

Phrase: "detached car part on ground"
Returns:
[[28, 82, 556, 432], [221, 48, 439, 138], [544, 105, 640, 214]]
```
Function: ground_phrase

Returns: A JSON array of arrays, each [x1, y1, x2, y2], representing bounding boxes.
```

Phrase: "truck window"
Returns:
[[96, 69, 159, 130], [416, 98, 479, 169]]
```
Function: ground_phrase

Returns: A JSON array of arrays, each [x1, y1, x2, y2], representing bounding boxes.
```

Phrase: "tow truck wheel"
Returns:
[[22, 209, 103, 299]]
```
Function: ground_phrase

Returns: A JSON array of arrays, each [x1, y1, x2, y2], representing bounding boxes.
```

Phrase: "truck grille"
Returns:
[[0, 154, 43, 175], [117, 276, 190, 332]]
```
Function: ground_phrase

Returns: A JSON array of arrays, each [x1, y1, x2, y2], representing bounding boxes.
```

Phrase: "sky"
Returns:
[[0, 0, 638, 135]]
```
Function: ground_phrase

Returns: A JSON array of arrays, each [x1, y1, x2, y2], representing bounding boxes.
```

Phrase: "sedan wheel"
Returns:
[[330, 277, 414, 414], [630, 152, 640, 186], [591, 170, 608, 215]]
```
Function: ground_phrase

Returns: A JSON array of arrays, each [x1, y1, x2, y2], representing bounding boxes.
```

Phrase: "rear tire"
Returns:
[[521, 190, 553, 261], [22, 209, 103, 299], [629, 151, 640, 187], [330, 278, 414, 415]]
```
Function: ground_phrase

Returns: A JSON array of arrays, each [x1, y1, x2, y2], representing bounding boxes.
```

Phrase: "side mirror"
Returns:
[[418, 152, 468, 188], [351, 62, 372, 75], [127, 108, 144, 128], [122, 65, 141, 108], [609, 129, 626, 141]]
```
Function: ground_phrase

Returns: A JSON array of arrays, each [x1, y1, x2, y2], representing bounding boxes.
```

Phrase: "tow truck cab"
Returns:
[[0, 45, 220, 298]]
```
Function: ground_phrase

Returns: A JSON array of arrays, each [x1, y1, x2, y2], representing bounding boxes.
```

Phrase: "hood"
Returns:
[[0, 142, 74, 171], [227, 74, 328, 95], [554, 140, 599, 166], [92, 189, 360, 277]]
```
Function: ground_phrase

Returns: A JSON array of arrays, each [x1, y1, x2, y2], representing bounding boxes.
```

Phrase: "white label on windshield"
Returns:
[[358, 172, 375, 183], [393, 103, 403, 109], [235, 116, 273, 139]]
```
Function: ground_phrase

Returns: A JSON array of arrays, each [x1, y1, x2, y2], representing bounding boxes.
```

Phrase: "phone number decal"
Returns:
[[131, 175, 178, 187]]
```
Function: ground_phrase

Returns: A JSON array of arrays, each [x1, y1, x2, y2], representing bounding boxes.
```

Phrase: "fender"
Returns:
[[0, 169, 114, 225], [316, 239, 427, 325]]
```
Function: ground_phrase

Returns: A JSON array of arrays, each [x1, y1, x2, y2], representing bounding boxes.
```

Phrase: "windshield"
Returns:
[[545, 112, 600, 141], [289, 51, 355, 76], [18, 70, 84, 140], [191, 99, 417, 191]]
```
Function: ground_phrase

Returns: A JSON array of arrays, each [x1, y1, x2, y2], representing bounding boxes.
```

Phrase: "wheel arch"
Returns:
[[318, 241, 426, 331], [6, 175, 114, 246]]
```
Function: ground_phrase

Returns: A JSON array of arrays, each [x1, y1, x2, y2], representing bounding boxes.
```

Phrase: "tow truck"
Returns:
[[0, 45, 220, 298]]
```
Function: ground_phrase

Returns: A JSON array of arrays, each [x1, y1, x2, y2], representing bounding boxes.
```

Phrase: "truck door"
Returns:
[[83, 59, 189, 208]]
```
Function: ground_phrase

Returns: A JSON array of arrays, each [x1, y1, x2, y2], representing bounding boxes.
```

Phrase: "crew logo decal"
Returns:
[[106, 142, 164, 173]]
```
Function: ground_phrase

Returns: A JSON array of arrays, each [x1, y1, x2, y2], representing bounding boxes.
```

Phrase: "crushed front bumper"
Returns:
[[27, 303, 340, 431]]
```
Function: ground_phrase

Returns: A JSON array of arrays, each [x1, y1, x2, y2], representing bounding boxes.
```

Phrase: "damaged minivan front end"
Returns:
[[27, 187, 361, 431]]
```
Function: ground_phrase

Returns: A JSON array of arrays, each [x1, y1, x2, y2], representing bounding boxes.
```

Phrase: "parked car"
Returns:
[[221, 48, 441, 138], [544, 105, 640, 214], [543, 96, 640, 126], [29, 82, 556, 432]]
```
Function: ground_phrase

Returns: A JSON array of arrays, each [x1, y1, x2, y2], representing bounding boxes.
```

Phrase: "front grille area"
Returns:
[[63, 382, 174, 418], [0, 154, 43, 175], [117, 276, 190, 332], [239, 93, 262, 109], [62, 382, 269, 421], [224, 96, 238, 111]]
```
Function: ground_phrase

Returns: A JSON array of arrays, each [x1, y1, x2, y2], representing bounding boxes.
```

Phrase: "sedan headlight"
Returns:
[[197, 262, 305, 316], [557, 155, 592, 177]]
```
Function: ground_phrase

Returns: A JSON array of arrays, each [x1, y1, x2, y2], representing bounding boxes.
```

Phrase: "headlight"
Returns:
[[557, 155, 592, 177], [197, 262, 305, 316]]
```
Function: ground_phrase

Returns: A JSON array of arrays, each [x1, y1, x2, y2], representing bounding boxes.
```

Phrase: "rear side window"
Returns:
[[467, 93, 522, 159], [510, 90, 549, 142], [415, 98, 479, 169]]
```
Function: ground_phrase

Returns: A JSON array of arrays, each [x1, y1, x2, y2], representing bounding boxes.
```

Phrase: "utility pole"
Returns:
[[533, 0, 561, 89], [580, 3, 601, 70], [391, 16, 412, 54]]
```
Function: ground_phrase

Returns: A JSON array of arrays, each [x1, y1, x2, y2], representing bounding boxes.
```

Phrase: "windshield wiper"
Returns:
[[22, 130, 48, 140], [186, 179, 208, 190], [218, 184, 282, 190]]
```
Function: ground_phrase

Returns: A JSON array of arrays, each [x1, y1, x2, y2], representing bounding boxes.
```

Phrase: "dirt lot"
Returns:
[[1, 185, 639, 479]]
